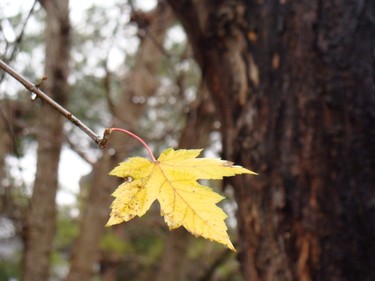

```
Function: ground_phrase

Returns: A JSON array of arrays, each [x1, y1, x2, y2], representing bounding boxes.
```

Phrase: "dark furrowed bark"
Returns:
[[167, 0, 375, 280]]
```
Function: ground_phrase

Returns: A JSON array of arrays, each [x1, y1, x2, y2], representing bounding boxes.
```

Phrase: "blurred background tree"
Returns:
[[1, 1, 240, 281]]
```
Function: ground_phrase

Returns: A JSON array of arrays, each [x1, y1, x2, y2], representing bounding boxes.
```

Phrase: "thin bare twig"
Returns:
[[0, 0, 38, 83], [103, 61, 117, 118], [64, 135, 95, 165], [0, 59, 106, 147], [197, 248, 233, 281]]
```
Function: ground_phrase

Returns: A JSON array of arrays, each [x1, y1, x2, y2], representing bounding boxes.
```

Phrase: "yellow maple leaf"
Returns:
[[106, 148, 256, 251]]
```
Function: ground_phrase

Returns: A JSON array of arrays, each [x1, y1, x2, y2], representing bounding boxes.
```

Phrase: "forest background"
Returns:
[[2, 1, 238, 280], [0, 0, 374, 281]]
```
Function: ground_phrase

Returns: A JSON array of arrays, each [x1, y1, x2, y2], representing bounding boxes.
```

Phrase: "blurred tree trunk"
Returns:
[[0, 101, 19, 182], [167, 1, 375, 281], [0, 101, 28, 229], [0, 104, 14, 212], [0, 110, 12, 177], [22, 0, 70, 280], [66, 3, 174, 281]]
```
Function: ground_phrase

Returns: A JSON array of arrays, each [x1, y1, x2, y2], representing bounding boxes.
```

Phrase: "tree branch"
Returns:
[[197, 248, 232, 281], [0, 0, 38, 83], [64, 135, 95, 165], [0, 59, 106, 147]]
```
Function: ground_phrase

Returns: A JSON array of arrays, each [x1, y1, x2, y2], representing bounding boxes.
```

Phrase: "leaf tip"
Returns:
[[227, 241, 236, 252], [105, 215, 125, 227]]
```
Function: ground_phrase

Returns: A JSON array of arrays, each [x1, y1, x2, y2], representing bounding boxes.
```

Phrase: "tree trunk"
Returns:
[[22, 0, 70, 280], [0, 100, 28, 233], [167, 1, 375, 280], [66, 3, 174, 281]]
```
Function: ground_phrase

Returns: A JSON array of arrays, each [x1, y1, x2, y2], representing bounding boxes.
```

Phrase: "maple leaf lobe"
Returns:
[[107, 148, 256, 251]]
